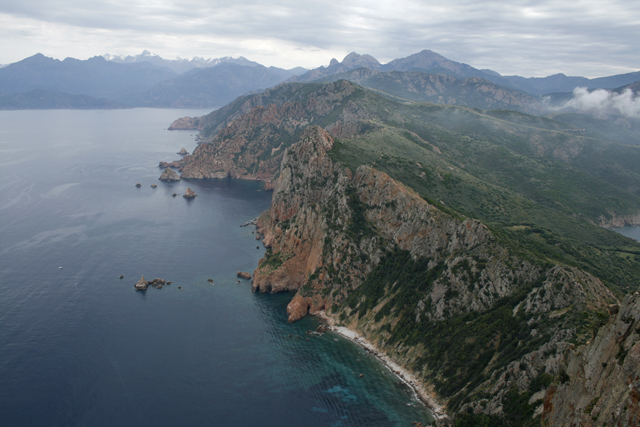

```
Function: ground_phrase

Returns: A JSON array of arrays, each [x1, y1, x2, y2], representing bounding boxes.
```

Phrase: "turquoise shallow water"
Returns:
[[0, 109, 433, 427]]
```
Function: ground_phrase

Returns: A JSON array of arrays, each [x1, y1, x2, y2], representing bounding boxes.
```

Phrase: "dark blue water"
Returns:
[[0, 109, 432, 427]]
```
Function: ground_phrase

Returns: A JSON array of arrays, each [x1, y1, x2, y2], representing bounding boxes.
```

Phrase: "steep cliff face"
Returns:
[[541, 293, 640, 427], [251, 125, 620, 424]]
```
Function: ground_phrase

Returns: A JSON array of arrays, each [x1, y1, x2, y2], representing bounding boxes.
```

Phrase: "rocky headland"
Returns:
[[164, 79, 640, 425], [248, 125, 624, 425], [168, 116, 204, 130]]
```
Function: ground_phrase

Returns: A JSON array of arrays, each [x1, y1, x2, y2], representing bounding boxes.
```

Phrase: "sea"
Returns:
[[0, 109, 433, 427]]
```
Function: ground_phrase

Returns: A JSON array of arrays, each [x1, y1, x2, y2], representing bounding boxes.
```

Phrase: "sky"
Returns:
[[1, 0, 639, 78]]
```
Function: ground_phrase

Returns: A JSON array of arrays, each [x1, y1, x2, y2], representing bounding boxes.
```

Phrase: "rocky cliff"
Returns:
[[178, 81, 374, 180], [251, 125, 623, 425], [541, 293, 640, 427]]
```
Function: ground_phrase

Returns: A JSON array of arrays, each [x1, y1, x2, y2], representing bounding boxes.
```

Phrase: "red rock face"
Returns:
[[177, 81, 370, 182]]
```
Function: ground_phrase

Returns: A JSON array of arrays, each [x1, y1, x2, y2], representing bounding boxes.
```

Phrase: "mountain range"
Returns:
[[1, 49, 638, 115]]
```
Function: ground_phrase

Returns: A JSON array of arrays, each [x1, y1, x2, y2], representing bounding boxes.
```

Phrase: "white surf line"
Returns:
[[318, 311, 447, 421]]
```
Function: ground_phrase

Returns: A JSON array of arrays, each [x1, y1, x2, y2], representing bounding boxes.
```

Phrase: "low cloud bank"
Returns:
[[560, 87, 640, 119]]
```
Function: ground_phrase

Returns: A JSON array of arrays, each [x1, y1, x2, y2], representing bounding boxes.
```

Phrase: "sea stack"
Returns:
[[134, 275, 148, 290], [237, 271, 251, 280], [159, 168, 181, 182], [177, 148, 188, 155], [183, 188, 197, 199]]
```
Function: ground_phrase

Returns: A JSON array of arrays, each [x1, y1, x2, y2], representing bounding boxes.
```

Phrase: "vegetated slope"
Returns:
[[0, 53, 176, 100], [312, 68, 546, 115], [546, 112, 640, 146], [251, 126, 621, 426], [0, 89, 126, 110], [182, 80, 640, 425], [120, 63, 303, 108]]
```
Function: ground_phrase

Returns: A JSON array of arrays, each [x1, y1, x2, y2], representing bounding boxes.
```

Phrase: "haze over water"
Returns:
[[0, 109, 432, 427]]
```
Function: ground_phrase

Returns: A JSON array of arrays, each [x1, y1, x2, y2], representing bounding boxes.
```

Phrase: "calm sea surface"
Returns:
[[0, 109, 432, 427], [615, 226, 640, 242]]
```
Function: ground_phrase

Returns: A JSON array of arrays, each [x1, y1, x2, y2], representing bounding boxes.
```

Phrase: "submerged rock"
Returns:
[[177, 148, 188, 155], [159, 168, 181, 182], [135, 183, 141, 188], [183, 188, 197, 199], [237, 271, 251, 280], [134, 275, 148, 290]]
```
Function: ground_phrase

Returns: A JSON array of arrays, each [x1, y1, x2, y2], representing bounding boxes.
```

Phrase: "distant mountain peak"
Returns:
[[102, 51, 263, 74], [341, 52, 381, 69]]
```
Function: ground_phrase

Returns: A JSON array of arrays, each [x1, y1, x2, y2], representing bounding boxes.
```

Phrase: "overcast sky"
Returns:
[[1, 0, 638, 77]]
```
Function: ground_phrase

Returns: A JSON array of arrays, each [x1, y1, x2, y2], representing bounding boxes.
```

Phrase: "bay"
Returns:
[[0, 109, 432, 427], [614, 226, 640, 242]]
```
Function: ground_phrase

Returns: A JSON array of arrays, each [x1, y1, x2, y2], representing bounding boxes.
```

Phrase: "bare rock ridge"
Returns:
[[541, 293, 640, 427], [249, 125, 629, 425]]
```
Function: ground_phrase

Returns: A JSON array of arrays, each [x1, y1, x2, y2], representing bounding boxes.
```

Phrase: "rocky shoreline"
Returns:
[[317, 311, 447, 422]]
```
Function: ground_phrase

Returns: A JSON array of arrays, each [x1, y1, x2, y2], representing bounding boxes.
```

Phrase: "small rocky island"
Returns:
[[237, 271, 251, 280], [183, 188, 197, 199], [134, 275, 171, 290], [177, 148, 188, 155], [159, 168, 181, 182]]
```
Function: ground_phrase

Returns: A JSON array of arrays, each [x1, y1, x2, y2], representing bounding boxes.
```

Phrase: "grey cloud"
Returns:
[[0, 0, 638, 77]]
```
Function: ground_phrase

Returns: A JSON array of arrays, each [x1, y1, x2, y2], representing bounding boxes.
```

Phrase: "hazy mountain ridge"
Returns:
[[312, 67, 546, 115], [103, 49, 263, 74], [119, 63, 305, 108], [0, 53, 177, 99]]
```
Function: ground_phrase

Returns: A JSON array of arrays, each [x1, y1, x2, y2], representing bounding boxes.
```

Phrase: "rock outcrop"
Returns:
[[134, 275, 148, 290], [237, 271, 251, 280], [159, 168, 181, 182], [183, 188, 197, 199], [250, 125, 620, 424], [159, 157, 189, 169], [177, 148, 188, 155], [541, 293, 640, 427]]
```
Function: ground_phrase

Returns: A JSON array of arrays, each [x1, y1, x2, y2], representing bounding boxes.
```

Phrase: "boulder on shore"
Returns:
[[159, 168, 181, 182], [237, 271, 251, 280], [134, 275, 148, 290], [177, 148, 188, 155], [183, 188, 197, 199]]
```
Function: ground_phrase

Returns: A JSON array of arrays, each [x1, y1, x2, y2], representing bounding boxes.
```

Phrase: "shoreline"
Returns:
[[318, 311, 447, 421]]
